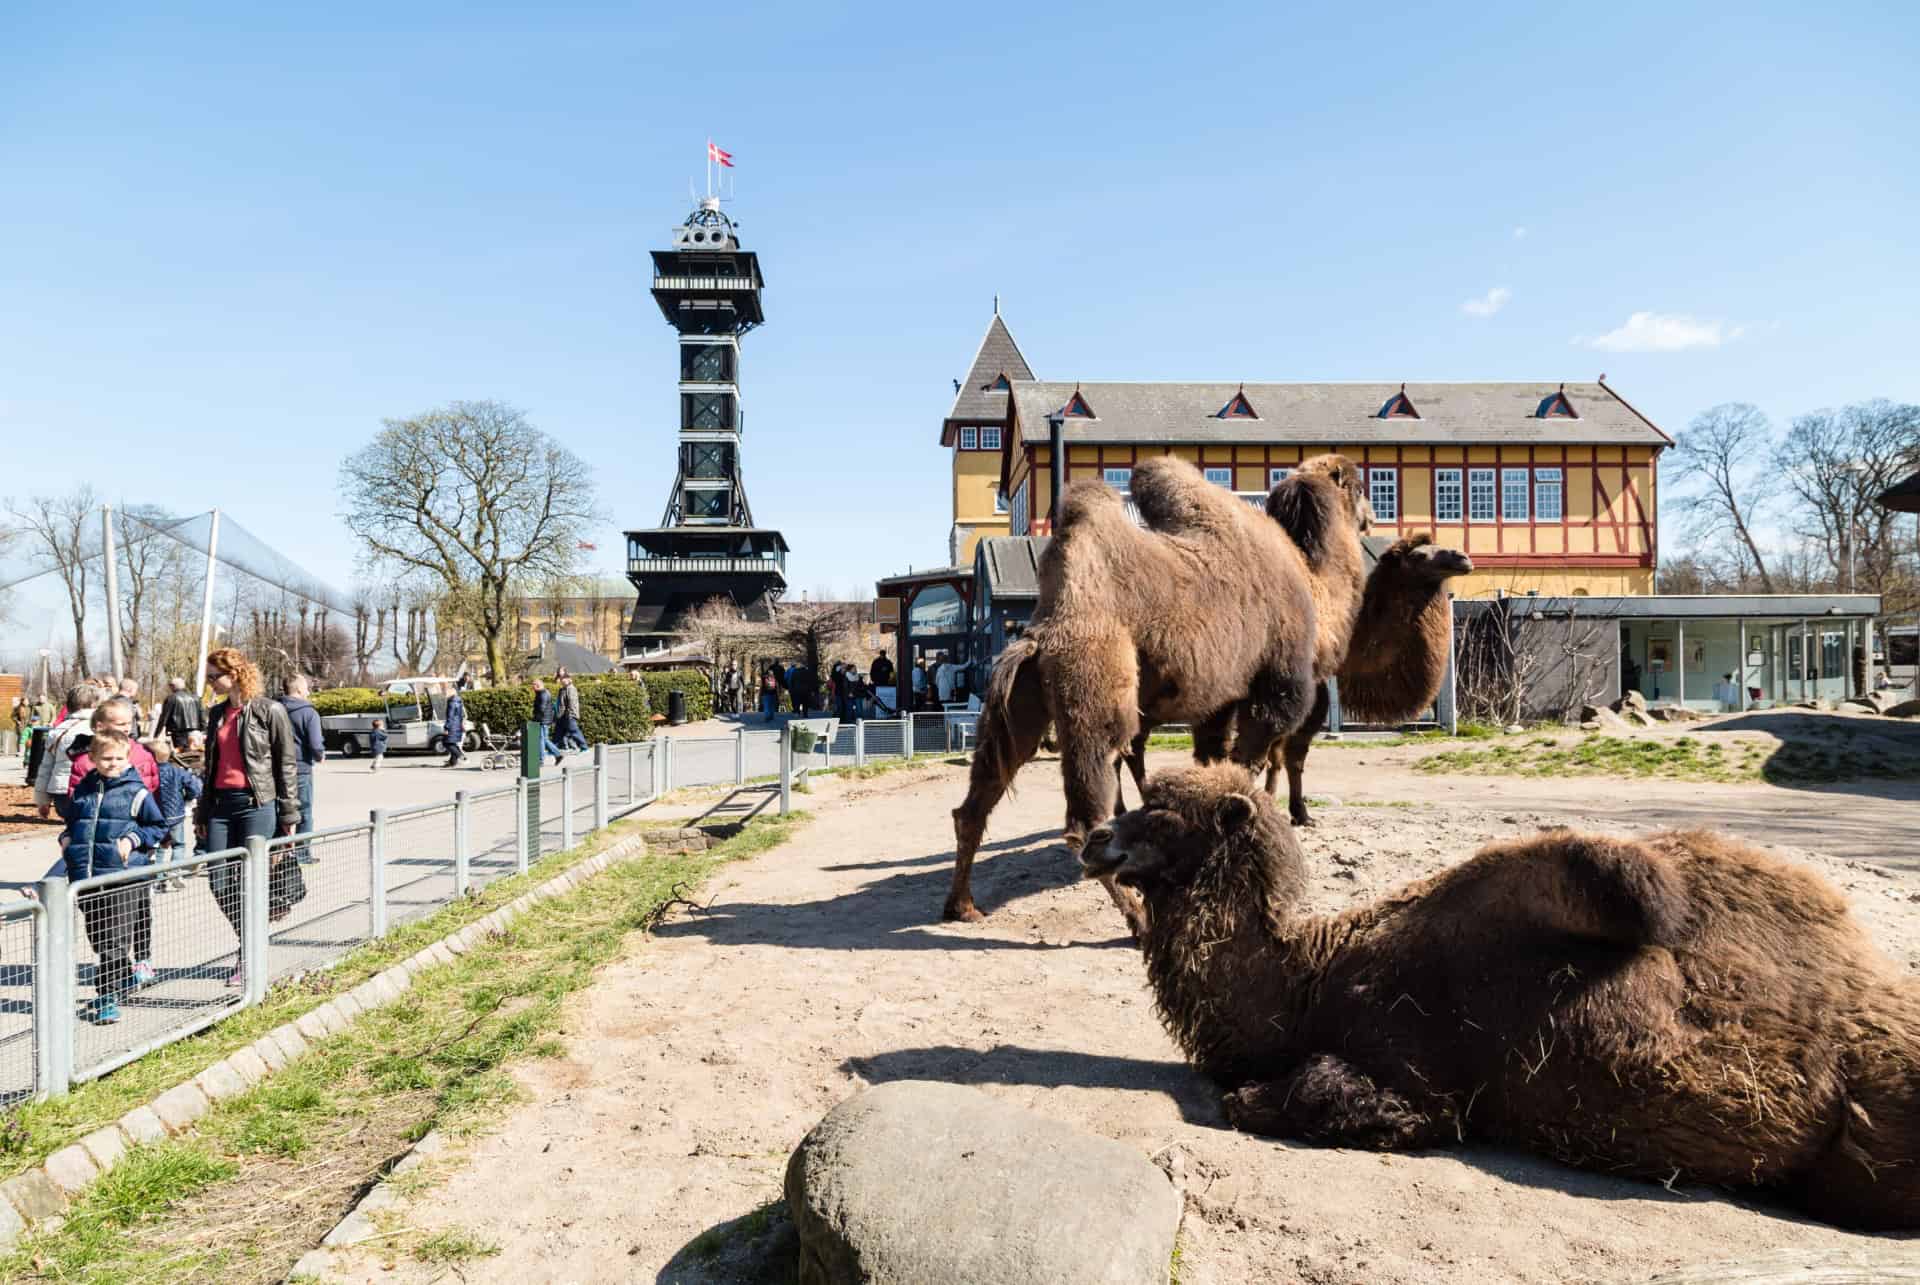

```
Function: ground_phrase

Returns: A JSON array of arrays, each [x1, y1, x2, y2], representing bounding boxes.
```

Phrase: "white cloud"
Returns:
[[1460, 286, 1511, 318], [1512, 225, 1528, 240], [1576, 311, 1748, 352]]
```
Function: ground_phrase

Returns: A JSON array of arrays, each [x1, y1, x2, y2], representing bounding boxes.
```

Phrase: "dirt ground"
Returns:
[[310, 717, 1920, 1285], [0, 782, 54, 837]]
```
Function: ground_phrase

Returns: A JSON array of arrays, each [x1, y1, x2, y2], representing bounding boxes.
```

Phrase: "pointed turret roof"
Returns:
[[942, 312, 1035, 440]]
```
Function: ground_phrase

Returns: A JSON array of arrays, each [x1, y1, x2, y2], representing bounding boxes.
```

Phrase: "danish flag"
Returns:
[[707, 140, 734, 168]]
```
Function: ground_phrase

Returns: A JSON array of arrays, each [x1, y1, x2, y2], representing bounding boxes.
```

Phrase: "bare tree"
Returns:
[[390, 582, 437, 675], [774, 601, 861, 696], [7, 485, 99, 676], [349, 587, 388, 684], [340, 401, 598, 682], [681, 596, 773, 677], [1668, 404, 1779, 592], [1775, 400, 1920, 611], [1456, 600, 1622, 726]]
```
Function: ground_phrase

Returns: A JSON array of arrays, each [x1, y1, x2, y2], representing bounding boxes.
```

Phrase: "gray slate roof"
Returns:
[[944, 314, 1036, 433], [974, 536, 1051, 601], [1007, 381, 1670, 448]]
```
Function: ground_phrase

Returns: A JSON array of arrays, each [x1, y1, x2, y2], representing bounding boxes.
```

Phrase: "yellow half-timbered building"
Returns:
[[990, 378, 1668, 599]]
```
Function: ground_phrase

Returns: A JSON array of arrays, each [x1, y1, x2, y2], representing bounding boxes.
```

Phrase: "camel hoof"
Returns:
[[943, 901, 986, 924], [1290, 813, 1317, 829]]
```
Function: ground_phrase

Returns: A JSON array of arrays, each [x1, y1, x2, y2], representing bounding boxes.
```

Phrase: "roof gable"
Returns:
[[1217, 389, 1258, 419], [943, 313, 1036, 433], [1537, 387, 1579, 419], [1060, 389, 1096, 419]]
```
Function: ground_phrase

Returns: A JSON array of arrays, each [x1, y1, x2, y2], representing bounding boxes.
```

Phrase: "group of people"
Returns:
[[28, 648, 315, 1024], [715, 652, 900, 723], [529, 671, 589, 766]]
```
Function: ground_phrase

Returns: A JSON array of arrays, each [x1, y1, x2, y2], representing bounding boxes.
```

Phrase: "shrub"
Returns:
[[461, 676, 654, 745], [641, 670, 713, 723], [311, 687, 387, 716]]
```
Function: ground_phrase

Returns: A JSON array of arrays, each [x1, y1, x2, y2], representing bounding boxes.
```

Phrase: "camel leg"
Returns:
[[1223, 1054, 1454, 1150], [1060, 737, 1148, 939], [1796, 1038, 1920, 1231], [946, 657, 1048, 924], [1115, 728, 1149, 815], [1230, 663, 1315, 775], [1276, 684, 1330, 826], [1191, 708, 1234, 763]]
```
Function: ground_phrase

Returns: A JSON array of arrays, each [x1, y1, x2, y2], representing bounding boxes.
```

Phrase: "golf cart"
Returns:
[[320, 677, 475, 758]]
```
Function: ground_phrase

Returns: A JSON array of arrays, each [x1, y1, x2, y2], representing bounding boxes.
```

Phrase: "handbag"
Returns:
[[269, 850, 308, 914]]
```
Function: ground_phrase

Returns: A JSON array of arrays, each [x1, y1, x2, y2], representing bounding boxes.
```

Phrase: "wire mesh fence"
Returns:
[[266, 825, 374, 984], [861, 719, 908, 761], [466, 787, 520, 893], [69, 849, 249, 1085], [538, 776, 565, 857], [0, 903, 40, 1108], [567, 768, 597, 843], [667, 737, 739, 790], [381, 802, 458, 930]]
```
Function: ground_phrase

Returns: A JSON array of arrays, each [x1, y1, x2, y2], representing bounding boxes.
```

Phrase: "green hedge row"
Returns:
[[641, 670, 714, 723], [460, 676, 656, 744], [310, 687, 388, 716]]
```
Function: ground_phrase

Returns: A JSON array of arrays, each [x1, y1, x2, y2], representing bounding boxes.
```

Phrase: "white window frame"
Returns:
[[1435, 467, 1463, 521], [1204, 466, 1233, 488], [1103, 467, 1132, 493], [1368, 467, 1398, 522], [1468, 468, 1496, 522], [1534, 467, 1563, 521], [959, 427, 977, 451], [980, 426, 1001, 451], [994, 489, 1008, 514], [1268, 467, 1291, 489], [1502, 468, 1530, 521]]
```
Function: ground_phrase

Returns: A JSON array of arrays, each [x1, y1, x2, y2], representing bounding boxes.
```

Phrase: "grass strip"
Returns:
[[1, 811, 805, 1283], [1414, 732, 1920, 784], [0, 809, 701, 1184]]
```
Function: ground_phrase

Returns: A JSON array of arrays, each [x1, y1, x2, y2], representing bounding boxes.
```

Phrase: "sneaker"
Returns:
[[166, 877, 187, 893], [224, 967, 244, 989], [93, 996, 121, 1024], [132, 960, 156, 987], [296, 853, 318, 866]]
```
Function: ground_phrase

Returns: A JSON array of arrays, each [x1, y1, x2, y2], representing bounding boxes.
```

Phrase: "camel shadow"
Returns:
[[845, 1044, 1221, 1126], [652, 827, 1134, 955]]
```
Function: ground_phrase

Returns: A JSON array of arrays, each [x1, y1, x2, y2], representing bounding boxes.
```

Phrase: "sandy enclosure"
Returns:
[[315, 738, 1920, 1284]]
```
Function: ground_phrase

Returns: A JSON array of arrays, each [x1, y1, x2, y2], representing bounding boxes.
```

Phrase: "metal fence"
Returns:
[[11, 738, 665, 1105]]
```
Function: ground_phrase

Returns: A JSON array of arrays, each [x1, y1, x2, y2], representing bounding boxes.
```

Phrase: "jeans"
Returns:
[[204, 790, 276, 961], [80, 885, 137, 998], [539, 721, 563, 762], [294, 772, 314, 835], [555, 715, 587, 752]]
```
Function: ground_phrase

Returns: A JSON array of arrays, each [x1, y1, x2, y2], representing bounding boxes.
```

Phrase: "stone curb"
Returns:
[[0, 830, 650, 1252]]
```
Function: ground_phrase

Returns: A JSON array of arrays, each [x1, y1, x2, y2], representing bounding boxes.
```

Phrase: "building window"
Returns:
[[994, 490, 1009, 513], [1103, 467, 1132, 493], [981, 426, 1002, 451], [1469, 469, 1496, 521], [1435, 468, 1463, 521], [1217, 392, 1258, 419], [1822, 632, 1844, 679], [683, 441, 733, 480], [1268, 467, 1291, 489], [1368, 467, 1398, 522], [680, 344, 734, 382], [1788, 635, 1803, 680], [1062, 391, 1096, 418], [960, 427, 978, 451], [681, 392, 735, 431], [1379, 391, 1420, 419], [1535, 467, 1563, 521], [1204, 467, 1232, 488], [1537, 390, 1579, 418], [684, 488, 728, 519], [1501, 468, 1529, 521]]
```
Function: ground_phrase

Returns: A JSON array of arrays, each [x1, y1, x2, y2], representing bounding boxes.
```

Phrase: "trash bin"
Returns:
[[667, 689, 688, 726]]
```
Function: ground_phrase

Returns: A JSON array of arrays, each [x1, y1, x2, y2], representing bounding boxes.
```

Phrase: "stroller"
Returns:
[[476, 723, 518, 771]]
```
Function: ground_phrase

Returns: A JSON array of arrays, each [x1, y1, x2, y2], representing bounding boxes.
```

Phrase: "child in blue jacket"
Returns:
[[58, 730, 169, 1024], [149, 739, 201, 891]]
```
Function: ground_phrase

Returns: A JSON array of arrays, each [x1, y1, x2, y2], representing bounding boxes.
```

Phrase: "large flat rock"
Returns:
[[785, 1080, 1180, 1285]]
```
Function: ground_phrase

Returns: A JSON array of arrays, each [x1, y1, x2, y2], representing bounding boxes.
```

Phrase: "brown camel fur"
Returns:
[[1264, 532, 1472, 825], [1080, 762, 1920, 1231], [948, 457, 1368, 927]]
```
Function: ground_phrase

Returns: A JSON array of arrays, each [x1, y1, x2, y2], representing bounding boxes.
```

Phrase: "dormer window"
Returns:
[[1537, 388, 1578, 419], [986, 372, 1011, 391], [1217, 391, 1258, 419], [1379, 390, 1420, 419], [1061, 390, 1096, 419]]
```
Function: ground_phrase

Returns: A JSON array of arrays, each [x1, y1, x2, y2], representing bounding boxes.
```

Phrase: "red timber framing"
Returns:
[[1022, 441, 1657, 568]]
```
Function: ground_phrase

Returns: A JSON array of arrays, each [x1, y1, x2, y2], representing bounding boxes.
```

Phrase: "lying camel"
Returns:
[[1080, 762, 1920, 1231], [947, 456, 1370, 928]]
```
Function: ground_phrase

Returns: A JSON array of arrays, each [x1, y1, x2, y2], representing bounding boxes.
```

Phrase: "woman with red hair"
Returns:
[[193, 648, 302, 986]]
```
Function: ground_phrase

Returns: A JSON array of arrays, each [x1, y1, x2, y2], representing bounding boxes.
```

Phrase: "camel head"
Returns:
[[1291, 454, 1374, 535], [1386, 532, 1474, 583], [1080, 762, 1304, 911]]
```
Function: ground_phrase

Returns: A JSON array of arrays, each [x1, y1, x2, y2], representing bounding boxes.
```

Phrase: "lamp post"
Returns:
[[1845, 461, 1870, 593]]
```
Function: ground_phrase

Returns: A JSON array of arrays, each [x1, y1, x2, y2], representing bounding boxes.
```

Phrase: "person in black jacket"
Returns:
[[155, 676, 205, 748], [530, 677, 564, 766], [279, 674, 326, 863]]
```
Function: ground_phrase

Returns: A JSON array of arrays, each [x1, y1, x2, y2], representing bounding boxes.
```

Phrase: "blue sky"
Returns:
[[3, 2, 1917, 641]]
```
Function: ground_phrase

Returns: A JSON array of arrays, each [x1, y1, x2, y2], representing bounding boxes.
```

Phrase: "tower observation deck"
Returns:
[[623, 197, 790, 652]]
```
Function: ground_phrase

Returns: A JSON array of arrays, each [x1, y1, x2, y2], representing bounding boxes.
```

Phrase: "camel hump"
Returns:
[[1484, 831, 1694, 950], [1130, 457, 1238, 534], [1054, 480, 1125, 534]]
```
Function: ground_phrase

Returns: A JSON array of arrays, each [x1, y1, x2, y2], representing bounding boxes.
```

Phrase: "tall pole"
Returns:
[[193, 509, 223, 702], [102, 504, 124, 685]]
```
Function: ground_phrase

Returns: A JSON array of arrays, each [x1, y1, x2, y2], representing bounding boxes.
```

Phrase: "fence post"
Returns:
[[626, 742, 637, 806], [514, 777, 531, 874], [664, 736, 675, 793], [735, 726, 746, 784], [562, 770, 575, 850], [594, 745, 609, 831], [855, 719, 866, 769], [243, 836, 270, 1007], [38, 879, 73, 1098], [779, 725, 792, 815], [454, 791, 471, 898], [369, 809, 389, 939], [905, 715, 916, 761]]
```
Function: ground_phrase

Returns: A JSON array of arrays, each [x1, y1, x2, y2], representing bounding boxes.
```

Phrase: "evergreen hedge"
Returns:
[[641, 670, 714, 722], [310, 687, 388, 716], [460, 675, 655, 744]]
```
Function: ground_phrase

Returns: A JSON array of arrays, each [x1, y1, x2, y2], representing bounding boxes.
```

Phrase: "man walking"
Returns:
[[531, 676, 564, 766], [554, 671, 588, 754], [156, 676, 204, 749], [279, 675, 326, 862], [442, 683, 467, 767]]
